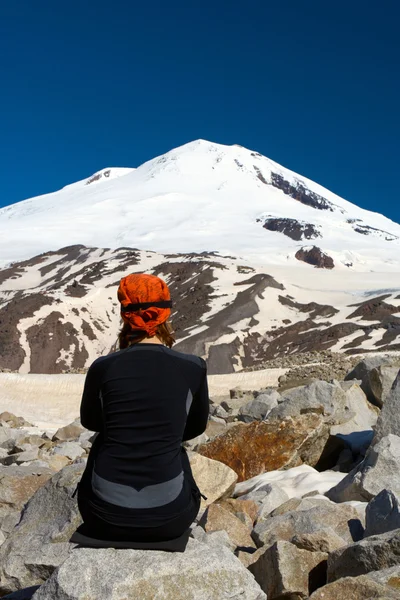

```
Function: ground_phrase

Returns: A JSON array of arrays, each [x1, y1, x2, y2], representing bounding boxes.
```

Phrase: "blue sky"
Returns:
[[1, 0, 399, 224]]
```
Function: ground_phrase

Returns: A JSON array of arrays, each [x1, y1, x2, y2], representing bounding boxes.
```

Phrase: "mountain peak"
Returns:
[[0, 140, 399, 271]]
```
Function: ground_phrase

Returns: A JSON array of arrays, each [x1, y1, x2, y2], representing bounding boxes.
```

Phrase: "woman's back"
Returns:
[[80, 343, 208, 509]]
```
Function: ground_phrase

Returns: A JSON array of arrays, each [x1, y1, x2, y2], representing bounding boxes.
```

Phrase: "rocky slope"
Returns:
[[0, 245, 399, 374]]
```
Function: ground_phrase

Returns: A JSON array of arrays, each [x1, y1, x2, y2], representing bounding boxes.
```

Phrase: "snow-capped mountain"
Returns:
[[0, 140, 399, 374], [1, 139, 399, 272]]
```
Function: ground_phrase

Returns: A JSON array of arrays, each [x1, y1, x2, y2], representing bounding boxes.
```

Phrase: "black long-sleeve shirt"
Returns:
[[79, 343, 209, 525]]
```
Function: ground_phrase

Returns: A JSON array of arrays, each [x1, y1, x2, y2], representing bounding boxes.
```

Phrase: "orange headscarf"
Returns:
[[117, 273, 172, 337]]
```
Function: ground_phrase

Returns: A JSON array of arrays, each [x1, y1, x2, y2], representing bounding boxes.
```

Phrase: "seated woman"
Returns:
[[76, 273, 209, 547]]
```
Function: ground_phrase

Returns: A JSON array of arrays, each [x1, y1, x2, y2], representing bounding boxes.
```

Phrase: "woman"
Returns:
[[76, 273, 209, 548]]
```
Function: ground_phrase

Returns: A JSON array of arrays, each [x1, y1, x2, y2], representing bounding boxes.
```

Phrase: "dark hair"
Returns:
[[118, 320, 176, 349]]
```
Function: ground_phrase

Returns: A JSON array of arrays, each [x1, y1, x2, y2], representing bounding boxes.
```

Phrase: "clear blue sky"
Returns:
[[1, 0, 399, 224]]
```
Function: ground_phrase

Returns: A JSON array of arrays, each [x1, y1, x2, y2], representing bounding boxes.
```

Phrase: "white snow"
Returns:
[[0, 139, 399, 273], [233, 464, 346, 499]]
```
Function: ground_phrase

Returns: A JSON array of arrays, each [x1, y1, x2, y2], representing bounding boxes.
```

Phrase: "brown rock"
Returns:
[[205, 420, 229, 439], [295, 246, 335, 269], [0, 465, 53, 516], [52, 422, 85, 442], [309, 574, 400, 599], [198, 504, 256, 550], [188, 452, 238, 508], [0, 412, 32, 428], [198, 414, 329, 481], [237, 546, 265, 568], [217, 498, 259, 525], [290, 529, 346, 553], [249, 540, 327, 598]]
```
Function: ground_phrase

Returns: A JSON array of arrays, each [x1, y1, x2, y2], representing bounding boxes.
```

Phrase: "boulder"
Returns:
[[256, 484, 291, 520], [327, 528, 400, 582], [252, 498, 363, 548], [290, 528, 346, 553], [1, 448, 40, 466], [365, 489, 400, 537], [309, 568, 400, 599], [0, 464, 53, 520], [249, 540, 327, 599], [0, 413, 32, 428], [330, 381, 378, 441], [198, 504, 256, 550], [373, 371, 400, 444], [188, 452, 238, 507], [216, 498, 259, 525], [198, 414, 330, 481], [0, 462, 85, 595], [190, 525, 236, 552], [370, 365, 400, 408], [326, 434, 400, 502], [52, 421, 85, 443], [31, 541, 267, 600], [267, 380, 350, 425], [52, 442, 85, 461], [237, 391, 280, 423], [344, 356, 399, 406]]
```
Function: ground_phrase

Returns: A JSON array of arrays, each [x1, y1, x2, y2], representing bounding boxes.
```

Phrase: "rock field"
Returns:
[[0, 356, 399, 598]]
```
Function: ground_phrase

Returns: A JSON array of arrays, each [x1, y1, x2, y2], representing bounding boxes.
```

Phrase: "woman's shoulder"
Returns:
[[88, 349, 126, 370], [163, 346, 206, 370]]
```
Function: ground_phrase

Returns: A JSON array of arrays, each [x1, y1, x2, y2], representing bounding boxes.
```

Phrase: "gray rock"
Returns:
[[2, 448, 40, 466], [238, 391, 280, 423], [0, 462, 85, 595], [0, 510, 21, 537], [268, 380, 350, 425], [365, 489, 400, 537], [374, 371, 400, 444], [52, 442, 85, 461], [327, 528, 400, 582], [203, 530, 236, 552], [330, 382, 378, 445], [326, 434, 400, 502], [31, 541, 267, 600], [345, 356, 399, 406], [77, 430, 95, 450], [249, 540, 327, 599], [252, 498, 363, 548], [370, 366, 400, 408], [256, 484, 291, 520]]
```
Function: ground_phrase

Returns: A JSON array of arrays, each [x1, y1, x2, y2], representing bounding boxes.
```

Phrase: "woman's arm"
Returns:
[[80, 358, 105, 432], [182, 362, 209, 441]]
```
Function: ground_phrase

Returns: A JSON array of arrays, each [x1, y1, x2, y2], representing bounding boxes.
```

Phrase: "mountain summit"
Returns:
[[1, 139, 399, 271]]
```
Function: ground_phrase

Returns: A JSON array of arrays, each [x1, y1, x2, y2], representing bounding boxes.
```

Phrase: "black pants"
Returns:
[[77, 436, 201, 543], [78, 488, 200, 542]]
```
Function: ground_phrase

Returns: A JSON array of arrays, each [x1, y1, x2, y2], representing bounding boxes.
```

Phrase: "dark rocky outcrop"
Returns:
[[270, 173, 335, 211], [347, 295, 400, 321], [295, 246, 335, 269], [262, 217, 321, 241], [278, 295, 338, 319]]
